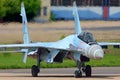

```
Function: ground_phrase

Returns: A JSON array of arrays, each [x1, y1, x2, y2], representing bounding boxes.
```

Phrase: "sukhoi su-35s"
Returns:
[[0, 2, 120, 78]]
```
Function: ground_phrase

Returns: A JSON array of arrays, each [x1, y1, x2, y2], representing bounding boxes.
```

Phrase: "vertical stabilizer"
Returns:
[[20, 2, 30, 44], [73, 1, 82, 35]]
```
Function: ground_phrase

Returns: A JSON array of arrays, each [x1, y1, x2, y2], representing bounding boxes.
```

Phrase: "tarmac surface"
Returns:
[[0, 67, 120, 80]]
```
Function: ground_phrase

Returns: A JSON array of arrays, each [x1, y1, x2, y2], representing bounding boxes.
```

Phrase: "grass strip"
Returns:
[[0, 48, 120, 69]]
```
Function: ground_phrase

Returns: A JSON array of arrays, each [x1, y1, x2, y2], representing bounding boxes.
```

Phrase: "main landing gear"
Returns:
[[31, 52, 41, 77], [74, 61, 91, 78], [31, 65, 40, 77]]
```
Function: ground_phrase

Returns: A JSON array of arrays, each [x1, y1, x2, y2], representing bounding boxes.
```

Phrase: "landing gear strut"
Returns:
[[31, 65, 39, 77], [74, 61, 91, 78], [85, 65, 91, 77], [31, 51, 41, 77]]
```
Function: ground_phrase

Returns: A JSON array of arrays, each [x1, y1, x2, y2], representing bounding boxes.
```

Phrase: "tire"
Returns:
[[74, 70, 82, 78], [31, 65, 39, 77], [85, 65, 91, 77]]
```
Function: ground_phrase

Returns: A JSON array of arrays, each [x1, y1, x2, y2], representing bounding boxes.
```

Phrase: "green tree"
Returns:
[[0, 0, 6, 20], [22, 0, 41, 20], [3, 0, 41, 22], [4, 0, 20, 21]]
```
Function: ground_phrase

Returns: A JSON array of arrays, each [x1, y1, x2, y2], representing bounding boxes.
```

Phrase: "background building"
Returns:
[[51, 0, 120, 20], [34, 0, 51, 22], [36, 0, 120, 21], [51, 0, 120, 6]]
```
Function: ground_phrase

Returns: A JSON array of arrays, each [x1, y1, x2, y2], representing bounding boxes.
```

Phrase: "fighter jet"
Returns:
[[0, 2, 120, 78]]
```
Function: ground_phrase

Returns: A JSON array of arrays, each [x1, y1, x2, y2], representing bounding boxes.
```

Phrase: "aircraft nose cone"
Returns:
[[88, 44, 104, 59], [94, 49, 104, 59]]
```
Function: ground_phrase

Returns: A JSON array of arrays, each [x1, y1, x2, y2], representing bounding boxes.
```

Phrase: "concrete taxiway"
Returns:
[[0, 67, 120, 80]]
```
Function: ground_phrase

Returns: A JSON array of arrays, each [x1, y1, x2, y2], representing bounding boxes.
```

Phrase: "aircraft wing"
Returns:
[[0, 42, 81, 52], [98, 42, 120, 48], [0, 38, 84, 63]]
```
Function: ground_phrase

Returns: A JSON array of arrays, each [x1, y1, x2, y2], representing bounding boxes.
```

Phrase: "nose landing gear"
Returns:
[[74, 61, 91, 78]]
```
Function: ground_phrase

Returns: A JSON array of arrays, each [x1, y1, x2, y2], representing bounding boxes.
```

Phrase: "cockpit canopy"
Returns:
[[78, 32, 95, 43]]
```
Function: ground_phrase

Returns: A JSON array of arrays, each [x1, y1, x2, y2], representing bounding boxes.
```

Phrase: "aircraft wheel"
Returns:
[[85, 65, 91, 77], [74, 70, 82, 78], [31, 65, 39, 77]]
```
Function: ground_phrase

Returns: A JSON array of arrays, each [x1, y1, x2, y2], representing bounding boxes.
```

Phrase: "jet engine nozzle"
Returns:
[[87, 44, 104, 59]]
